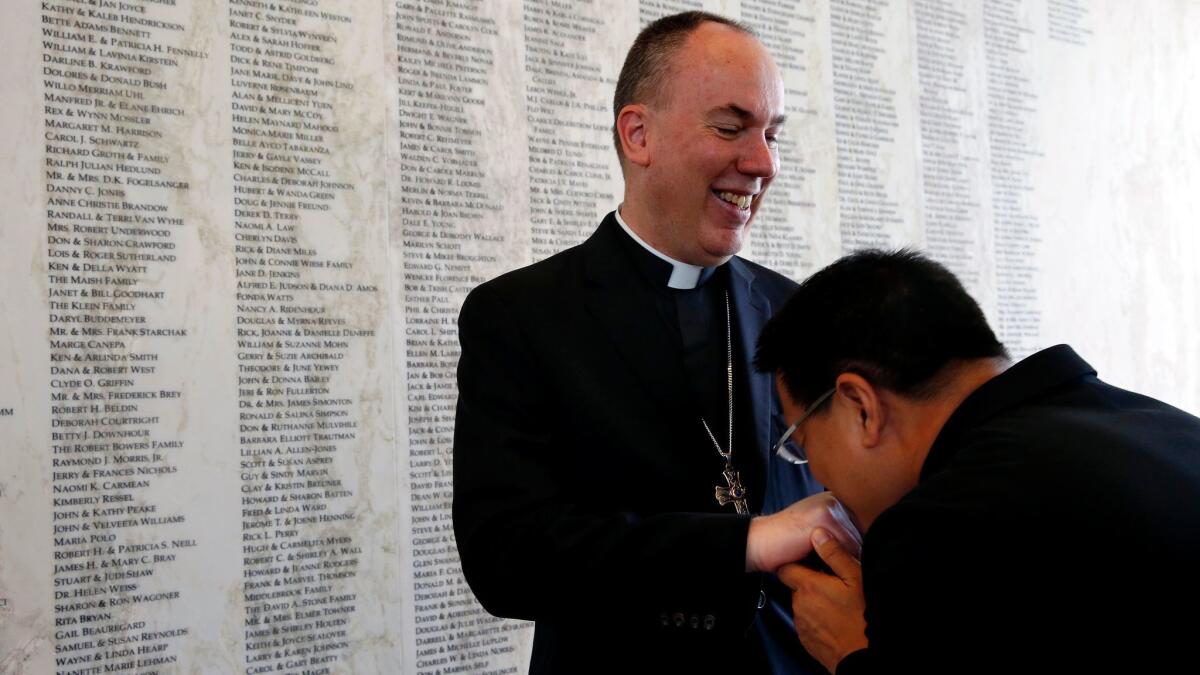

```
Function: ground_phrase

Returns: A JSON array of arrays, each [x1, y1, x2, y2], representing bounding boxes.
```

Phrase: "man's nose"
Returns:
[[738, 133, 778, 178]]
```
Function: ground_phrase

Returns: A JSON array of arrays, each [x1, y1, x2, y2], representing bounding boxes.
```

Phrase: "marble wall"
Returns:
[[2, 1, 1197, 673]]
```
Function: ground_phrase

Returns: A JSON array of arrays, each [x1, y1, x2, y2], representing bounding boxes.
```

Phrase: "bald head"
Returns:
[[612, 12, 758, 164]]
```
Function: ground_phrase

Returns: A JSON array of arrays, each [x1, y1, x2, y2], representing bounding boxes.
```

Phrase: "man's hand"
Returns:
[[746, 492, 861, 573], [778, 528, 868, 673]]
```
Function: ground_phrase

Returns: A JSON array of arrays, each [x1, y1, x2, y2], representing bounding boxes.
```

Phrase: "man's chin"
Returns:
[[701, 230, 747, 261]]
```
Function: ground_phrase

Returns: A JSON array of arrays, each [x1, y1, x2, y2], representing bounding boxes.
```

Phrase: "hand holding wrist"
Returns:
[[745, 493, 862, 572]]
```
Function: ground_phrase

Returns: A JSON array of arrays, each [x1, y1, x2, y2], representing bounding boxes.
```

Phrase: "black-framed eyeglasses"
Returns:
[[774, 387, 835, 465]]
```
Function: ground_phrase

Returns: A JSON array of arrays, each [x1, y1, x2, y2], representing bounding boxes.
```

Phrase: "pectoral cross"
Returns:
[[715, 468, 749, 515]]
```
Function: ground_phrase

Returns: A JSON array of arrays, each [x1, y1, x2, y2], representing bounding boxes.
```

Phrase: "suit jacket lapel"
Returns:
[[581, 215, 693, 420], [727, 257, 773, 468]]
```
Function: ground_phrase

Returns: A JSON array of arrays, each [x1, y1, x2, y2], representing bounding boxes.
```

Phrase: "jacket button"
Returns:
[[703, 614, 716, 631], [672, 612, 685, 628], [659, 612, 669, 627], [689, 614, 700, 629]]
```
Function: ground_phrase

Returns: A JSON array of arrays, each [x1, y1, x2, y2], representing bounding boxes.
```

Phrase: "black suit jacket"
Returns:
[[837, 345, 1200, 674], [453, 214, 821, 673]]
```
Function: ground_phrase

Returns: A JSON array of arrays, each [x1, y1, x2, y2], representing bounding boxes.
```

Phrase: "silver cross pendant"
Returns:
[[715, 468, 749, 515]]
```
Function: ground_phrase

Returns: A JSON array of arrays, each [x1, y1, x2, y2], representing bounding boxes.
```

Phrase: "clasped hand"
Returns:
[[747, 494, 867, 673]]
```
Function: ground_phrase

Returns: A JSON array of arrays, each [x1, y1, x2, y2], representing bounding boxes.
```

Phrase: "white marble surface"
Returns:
[[2, 1, 1198, 674]]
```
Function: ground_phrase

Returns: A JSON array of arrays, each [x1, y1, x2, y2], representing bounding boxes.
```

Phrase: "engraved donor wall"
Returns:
[[2, 1, 1197, 673]]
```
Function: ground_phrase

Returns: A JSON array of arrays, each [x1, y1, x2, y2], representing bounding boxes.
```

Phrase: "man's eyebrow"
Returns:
[[709, 104, 788, 127]]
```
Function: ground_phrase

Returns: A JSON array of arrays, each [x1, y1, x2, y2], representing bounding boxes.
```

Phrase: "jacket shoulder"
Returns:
[[462, 242, 587, 313], [735, 256, 798, 300]]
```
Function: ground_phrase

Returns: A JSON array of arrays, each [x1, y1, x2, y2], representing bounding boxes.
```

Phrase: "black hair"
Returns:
[[756, 249, 1008, 406]]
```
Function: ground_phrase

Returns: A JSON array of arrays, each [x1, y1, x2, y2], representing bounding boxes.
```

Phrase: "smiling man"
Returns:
[[454, 12, 858, 675], [755, 249, 1200, 674]]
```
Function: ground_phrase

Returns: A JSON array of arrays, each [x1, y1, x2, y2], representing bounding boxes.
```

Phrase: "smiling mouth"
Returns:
[[714, 191, 754, 210]]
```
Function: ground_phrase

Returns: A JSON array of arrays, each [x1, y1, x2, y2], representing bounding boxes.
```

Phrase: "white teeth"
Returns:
[[717, 191, 753, 209]]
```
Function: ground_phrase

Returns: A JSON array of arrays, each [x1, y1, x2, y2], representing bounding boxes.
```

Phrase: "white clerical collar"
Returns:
[[614, 207, 704, 290]]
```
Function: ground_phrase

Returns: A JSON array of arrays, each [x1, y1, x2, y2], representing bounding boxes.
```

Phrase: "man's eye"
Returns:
[[766, 134, 780, 147], [715, 126, 739, 136]]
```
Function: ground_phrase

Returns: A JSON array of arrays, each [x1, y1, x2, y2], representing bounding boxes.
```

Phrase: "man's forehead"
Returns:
[[672, 27, 783, 107], [670, 23, 767, 70]]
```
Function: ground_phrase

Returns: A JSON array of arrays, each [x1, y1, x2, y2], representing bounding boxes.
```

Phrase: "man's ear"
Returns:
[[616, 104, 651, 168], [834, 373, 886, 448]]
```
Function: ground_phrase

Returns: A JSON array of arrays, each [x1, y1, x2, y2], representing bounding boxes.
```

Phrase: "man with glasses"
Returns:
[[755, 248, 1200, 673]]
